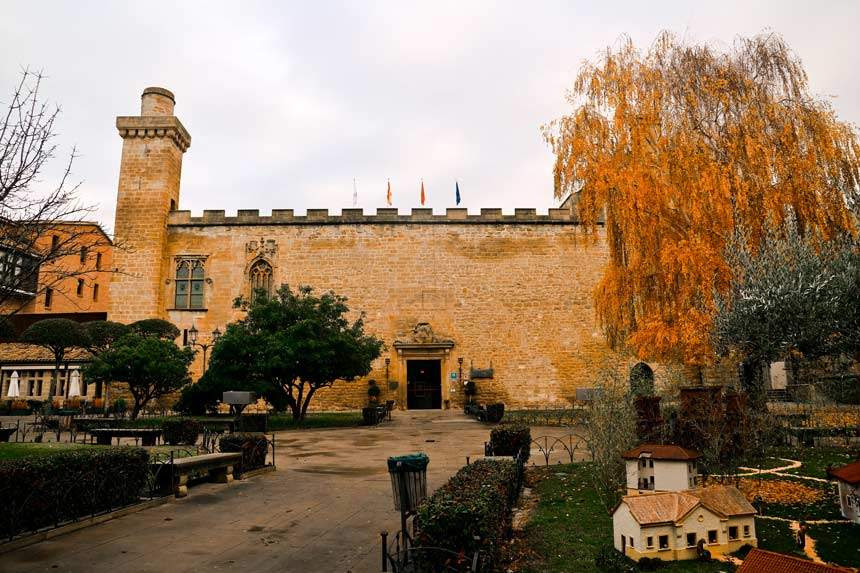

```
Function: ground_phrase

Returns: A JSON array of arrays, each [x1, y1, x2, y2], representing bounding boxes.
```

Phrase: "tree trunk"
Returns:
[[288, 401, 302, 421], [300, 387, 317, 420], [131, 403, 142, 419], [50, 355, 61, 408]]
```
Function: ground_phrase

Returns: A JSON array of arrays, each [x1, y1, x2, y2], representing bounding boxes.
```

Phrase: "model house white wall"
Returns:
[[626, 458, 698, 492], [836, 481, 860, 523], [613, 498, 757, 561]]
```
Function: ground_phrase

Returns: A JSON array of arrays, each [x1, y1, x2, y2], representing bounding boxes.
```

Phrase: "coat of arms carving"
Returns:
[[246, 237, 278, 259], [394, 322, 454, 346]]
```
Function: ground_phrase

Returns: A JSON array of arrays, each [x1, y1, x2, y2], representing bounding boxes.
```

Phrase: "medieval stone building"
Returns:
[[108, 87, 615, 411]]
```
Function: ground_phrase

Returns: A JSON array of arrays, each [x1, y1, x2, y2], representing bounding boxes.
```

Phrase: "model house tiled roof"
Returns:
[[617, 485, 755, 526], [621, 491, 700, 525], [691, 485, 757, 517], [0, 342, 92, 364], [621, 444, 700, 461], [738, 549, 851, 572], [827, 460, 860, 485]]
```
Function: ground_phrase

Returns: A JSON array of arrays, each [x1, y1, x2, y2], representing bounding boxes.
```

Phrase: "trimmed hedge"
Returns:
[[0, 447, 150, 539], [485, 402, 505, 423], [416, 459, 519, 565], [489, 423, 531, 463], [161, 418, 201, 445], [239, 414, 268, 433], [219, 433, 269, 474]]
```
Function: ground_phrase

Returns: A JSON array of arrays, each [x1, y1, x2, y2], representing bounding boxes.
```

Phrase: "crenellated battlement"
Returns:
[[168, 207, 582, 226]]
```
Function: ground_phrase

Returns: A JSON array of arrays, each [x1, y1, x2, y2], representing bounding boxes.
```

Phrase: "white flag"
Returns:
[[353, 178, 358, 207]]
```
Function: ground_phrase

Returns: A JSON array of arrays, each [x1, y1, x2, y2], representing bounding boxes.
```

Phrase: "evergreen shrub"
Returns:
[[489, 423, 531, 462], [416, 459, 519, 566], [0, 447, 149, 539], [161, 418, 202, 445]]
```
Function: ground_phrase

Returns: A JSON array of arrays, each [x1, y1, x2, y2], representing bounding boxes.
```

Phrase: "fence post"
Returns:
[[380, 530, 388, 572], [271, 433, 276, 469]]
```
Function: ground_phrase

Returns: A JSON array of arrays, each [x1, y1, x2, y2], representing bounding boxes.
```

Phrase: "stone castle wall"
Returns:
[[158, 210, 613, 410]]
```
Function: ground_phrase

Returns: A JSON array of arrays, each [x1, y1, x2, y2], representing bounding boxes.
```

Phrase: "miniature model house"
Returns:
[[612, 485, 757, 561], [827, 460, 860, 524], [623, 444, 700, 493]]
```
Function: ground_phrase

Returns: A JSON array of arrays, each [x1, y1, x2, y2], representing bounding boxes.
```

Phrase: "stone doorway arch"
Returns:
[[392, 323, 454, 410]]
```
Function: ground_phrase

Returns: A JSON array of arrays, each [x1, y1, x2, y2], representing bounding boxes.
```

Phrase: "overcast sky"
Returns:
[[2, 1, 859, 233]]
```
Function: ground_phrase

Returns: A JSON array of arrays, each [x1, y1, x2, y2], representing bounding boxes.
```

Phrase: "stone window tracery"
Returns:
[[175, 258, 206, 309], [249, 259, 273, 298]]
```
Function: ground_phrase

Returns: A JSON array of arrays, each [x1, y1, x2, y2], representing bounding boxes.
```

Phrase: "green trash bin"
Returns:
[[387, 453, 429, 512]]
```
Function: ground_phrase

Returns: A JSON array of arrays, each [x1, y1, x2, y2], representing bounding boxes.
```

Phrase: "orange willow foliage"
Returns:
[[543, 32, 859, 366]]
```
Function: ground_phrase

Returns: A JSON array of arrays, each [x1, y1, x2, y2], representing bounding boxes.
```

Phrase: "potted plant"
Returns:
[[464, 381, 476, 403], [367, 379, 381, 405]]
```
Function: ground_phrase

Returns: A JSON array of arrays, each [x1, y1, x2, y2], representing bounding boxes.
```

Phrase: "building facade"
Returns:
[[107, 87, 615, 411], [0, 222, 113, 402]]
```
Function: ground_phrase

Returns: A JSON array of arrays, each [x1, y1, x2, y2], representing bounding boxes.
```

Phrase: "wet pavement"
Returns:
[[0, 410, 582, 573]]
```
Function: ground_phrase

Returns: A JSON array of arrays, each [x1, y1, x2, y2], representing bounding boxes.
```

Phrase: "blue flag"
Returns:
[[455, 181, 461, 205]]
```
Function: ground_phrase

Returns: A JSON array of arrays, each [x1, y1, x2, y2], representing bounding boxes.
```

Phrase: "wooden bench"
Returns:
[[89, 428, 163, 446], [160, 452, 241, 498]]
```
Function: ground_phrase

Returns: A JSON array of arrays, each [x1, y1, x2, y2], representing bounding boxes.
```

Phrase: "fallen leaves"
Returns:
[[738, 478, 825, 506]]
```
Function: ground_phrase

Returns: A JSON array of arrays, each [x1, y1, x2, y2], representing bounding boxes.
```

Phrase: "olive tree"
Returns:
[[208, 285, 385, 420], [21, 318, 89, 399]]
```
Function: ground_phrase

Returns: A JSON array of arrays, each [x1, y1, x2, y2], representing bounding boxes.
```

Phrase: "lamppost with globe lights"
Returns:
[[188, 325, 221, 374]]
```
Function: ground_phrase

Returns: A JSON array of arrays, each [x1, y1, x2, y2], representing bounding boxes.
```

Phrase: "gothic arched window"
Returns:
[[249, 259, 273, 298], [175, 258, 206, 309]]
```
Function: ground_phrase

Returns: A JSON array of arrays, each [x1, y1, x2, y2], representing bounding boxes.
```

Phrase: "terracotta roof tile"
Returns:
[[738, 549, 852, 572], [827, 460, 860, 485], [618, 485, 755, 526], [620, 491, 701, 525], [691, 485, 757, 517], [0, 342, 92, 364], [622, 444, 700, 461]]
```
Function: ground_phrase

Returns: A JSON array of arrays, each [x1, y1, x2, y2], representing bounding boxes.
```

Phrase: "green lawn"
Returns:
[[755, 518, 804, 558], [112, 412, 363, 431], [808, 522, 860, 568], [268, 411, 363, 430], [518, 464, 733, 572], [771, 446, 856, 480], [0, 442, 91, 460], [0, 442, 198, 462]]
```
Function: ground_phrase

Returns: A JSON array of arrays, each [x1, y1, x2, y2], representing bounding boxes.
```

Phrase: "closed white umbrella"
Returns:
[[68, 370, 81, 398], [7, 371, 19, 398]]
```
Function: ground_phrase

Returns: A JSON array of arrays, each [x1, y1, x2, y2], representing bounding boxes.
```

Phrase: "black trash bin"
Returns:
[[387, 453, 429, 512]]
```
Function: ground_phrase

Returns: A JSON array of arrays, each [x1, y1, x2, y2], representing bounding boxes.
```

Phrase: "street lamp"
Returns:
[[188, 325, 221, 374]]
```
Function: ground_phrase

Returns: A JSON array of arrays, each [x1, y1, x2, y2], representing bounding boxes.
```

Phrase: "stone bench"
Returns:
[[159, 452, 241, 498]]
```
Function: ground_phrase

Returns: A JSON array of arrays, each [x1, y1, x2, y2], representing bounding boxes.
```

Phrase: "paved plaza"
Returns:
[[0, 412, 581, 573]]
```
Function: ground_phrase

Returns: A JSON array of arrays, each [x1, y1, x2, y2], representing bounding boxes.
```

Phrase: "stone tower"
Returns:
[[109, 87, 191, 323]]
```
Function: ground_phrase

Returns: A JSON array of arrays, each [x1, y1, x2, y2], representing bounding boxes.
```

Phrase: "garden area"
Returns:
[[506, 446, 860, 572]]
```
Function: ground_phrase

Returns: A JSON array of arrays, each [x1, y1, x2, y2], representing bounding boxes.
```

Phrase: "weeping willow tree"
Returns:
[[543, 32, 859, 368]]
